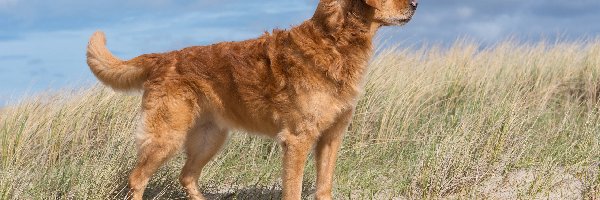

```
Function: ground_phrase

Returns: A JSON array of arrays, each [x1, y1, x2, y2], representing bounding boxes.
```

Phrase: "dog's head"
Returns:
[[364, 0, 418, 26], [313, 0, 417, 32]]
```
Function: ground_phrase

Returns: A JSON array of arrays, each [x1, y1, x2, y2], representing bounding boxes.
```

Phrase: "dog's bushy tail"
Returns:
[[87, 31, 150, 91]]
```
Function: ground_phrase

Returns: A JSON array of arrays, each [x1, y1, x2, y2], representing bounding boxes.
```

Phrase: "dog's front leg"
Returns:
[[279, 127, 319, 200], [314, 109, 353, 200]]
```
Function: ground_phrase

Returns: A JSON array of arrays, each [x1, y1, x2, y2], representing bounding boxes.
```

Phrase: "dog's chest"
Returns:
[[299, 90, 352, 128]]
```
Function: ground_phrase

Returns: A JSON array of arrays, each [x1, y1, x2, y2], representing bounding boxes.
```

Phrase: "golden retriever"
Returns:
[[86, 0, 417, 199]]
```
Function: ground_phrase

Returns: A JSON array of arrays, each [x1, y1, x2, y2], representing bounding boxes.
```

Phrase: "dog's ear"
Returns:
[[314, 0, 344, 33], [364, 0, 381, 10]]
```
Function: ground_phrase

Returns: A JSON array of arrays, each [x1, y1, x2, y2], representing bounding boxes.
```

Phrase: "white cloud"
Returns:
[[0, 0, 17, 9], [457, 6, 473, 19], [467, 21, 503, 42]]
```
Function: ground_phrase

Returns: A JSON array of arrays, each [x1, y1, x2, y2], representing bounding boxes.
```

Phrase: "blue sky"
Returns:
[[1, 0, 599, 105]]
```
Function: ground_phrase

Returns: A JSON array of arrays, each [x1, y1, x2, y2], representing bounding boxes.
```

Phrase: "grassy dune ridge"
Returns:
[[1, 40, 599, 199]]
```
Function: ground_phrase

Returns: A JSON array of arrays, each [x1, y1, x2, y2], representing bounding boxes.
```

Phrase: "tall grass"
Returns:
[[0, 40, 599, 199]]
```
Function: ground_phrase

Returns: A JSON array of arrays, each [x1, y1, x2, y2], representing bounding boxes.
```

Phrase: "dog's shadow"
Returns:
[[111, 169, 315, 199], [203, 186, 315, 200], [112, 180, 315, 199]]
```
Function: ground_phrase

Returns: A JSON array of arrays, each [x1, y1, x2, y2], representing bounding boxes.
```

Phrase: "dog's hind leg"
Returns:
[[179, 122, 228, 200], [128, 89, 199, 200], [314, 110, 352, 200]]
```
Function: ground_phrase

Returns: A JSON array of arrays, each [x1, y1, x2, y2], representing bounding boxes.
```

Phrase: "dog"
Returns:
[[86, 0, 417, 199]]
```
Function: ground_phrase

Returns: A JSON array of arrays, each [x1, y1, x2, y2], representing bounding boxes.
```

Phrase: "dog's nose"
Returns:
[[411, 0, 418, 8]]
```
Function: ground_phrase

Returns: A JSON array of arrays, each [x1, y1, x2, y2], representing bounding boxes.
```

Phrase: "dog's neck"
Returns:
[[273, 0, 381, 98]]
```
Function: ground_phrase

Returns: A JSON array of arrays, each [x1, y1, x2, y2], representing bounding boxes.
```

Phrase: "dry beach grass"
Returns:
[[1, 40, 599, 199]]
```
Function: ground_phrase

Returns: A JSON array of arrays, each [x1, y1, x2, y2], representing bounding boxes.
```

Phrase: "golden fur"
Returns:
[[86, 0, 417, 199]]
